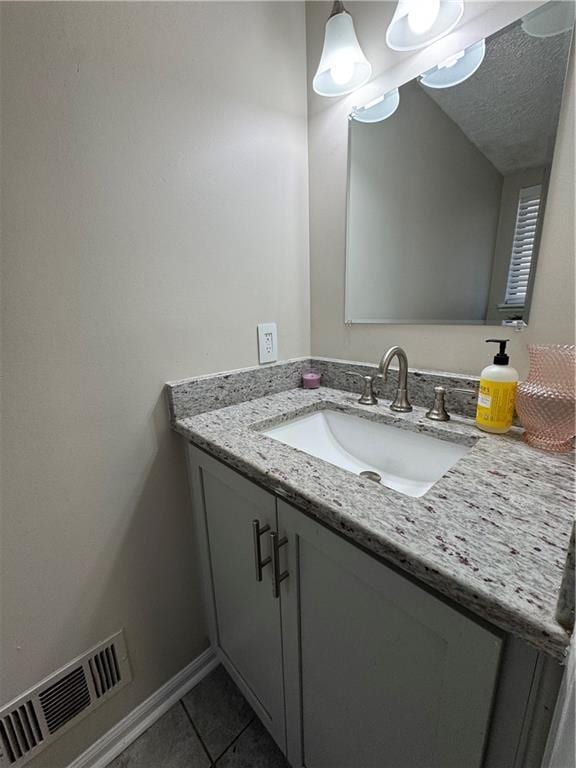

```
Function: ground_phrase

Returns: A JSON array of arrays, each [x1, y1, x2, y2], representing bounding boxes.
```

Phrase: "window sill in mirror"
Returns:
[[497, 303, 525, 312]]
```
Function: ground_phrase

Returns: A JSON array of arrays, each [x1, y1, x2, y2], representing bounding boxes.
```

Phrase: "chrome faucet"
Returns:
[[378, 346, 412, 413]]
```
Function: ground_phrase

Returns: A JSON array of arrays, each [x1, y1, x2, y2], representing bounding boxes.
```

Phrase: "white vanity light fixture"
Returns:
[[312, 1, 372, 97], [521, 1, 575, 38], [419, 38, 485, 89], [386, 0, 464, 51], [350, 89, 400, 123]]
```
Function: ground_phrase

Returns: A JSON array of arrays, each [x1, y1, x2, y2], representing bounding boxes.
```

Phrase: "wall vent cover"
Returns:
[[0, 631, 131, 768]]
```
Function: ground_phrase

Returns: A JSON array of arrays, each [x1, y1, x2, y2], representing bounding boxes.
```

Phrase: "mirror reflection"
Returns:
[[346, 6, 573, 326]]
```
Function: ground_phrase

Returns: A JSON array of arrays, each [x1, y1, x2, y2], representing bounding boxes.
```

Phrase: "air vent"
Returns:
[[39, 667, 91, 735], [0, 631, 131, 768], [0, 703, 44, 766], [89, 643, 121, 698]]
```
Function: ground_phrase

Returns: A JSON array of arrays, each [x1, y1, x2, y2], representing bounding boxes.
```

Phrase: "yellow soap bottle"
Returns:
[[476, 339, 518, 434]]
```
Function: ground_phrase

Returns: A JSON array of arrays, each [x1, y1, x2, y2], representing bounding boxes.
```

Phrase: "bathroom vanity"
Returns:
[[167, 358, 574, 768]]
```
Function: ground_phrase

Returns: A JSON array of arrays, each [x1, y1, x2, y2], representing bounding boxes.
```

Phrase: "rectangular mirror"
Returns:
[[345, 6, 573, 326]]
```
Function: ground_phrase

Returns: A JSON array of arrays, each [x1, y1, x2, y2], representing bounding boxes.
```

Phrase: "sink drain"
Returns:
[[359, 470, 382, 483]]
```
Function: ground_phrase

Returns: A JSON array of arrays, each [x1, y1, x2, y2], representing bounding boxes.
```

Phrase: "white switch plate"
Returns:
[[257, 323, 278, 364]]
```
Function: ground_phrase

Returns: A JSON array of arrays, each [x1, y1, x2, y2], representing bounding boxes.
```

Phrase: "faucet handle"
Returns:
[[451, 387, 478, 396], [425, 386, 450, 422], [346, 371, 378, 405], [425, 385, 478, 422]]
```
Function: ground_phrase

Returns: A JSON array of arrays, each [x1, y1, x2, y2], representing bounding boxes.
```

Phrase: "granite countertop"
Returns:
[[173, 385, 574, 661]]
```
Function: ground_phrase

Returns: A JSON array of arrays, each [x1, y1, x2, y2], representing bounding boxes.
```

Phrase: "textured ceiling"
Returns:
[[420, 21, 572, 174]]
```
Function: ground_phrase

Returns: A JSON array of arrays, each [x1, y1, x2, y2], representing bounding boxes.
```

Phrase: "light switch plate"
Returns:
[[257, 323, 278, 364]]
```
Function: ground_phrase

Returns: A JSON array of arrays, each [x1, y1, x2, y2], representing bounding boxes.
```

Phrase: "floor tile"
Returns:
[[215, 718, 289, 768], [108, 703, 210, 768], [181, 665, 255, 761]]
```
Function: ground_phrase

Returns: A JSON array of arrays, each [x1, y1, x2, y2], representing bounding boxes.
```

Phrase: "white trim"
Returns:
[[67, 647, 218, 768]]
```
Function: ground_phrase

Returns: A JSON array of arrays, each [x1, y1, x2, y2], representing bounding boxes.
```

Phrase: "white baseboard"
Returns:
[[67, 647, 218, 768]]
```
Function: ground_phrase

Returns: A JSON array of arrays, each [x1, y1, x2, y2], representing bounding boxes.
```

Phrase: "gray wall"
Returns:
[[346, 80, 502, 324], [307, 0, 574, 376], [0, 3, 309, 766]]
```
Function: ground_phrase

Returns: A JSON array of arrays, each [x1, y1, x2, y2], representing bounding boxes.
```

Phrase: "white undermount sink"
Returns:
[[261, 409, 472, 498]]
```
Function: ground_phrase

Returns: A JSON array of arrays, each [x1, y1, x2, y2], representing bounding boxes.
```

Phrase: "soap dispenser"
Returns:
[[475, 339, 518, 434]]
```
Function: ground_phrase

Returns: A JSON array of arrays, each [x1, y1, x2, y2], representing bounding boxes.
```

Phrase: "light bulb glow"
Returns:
[[407, 0, 440, 35], [331, 56, 355, 85], [313, 10, 372, 97], [386, 0, 464, 52]]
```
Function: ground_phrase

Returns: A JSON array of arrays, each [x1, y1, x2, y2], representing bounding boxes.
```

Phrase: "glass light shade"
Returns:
[[351, 89, 400, 123], [386, 0, 464, 51], [522, 1, 575, 38], [313, 10, 372, 97], [419, 39, 486, 89]]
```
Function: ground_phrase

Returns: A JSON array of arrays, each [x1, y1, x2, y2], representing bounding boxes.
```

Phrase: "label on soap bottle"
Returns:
[[475, 379, 517, 431]]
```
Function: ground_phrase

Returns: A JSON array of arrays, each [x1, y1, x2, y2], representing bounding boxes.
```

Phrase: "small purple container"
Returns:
[[303, 371, 321, 389]]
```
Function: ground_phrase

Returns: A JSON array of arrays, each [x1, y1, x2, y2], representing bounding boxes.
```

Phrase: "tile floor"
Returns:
[[108, 665, 290, 767]]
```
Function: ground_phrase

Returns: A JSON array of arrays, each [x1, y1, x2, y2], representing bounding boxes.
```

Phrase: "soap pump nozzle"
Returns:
[[486, 338, 510, 365]]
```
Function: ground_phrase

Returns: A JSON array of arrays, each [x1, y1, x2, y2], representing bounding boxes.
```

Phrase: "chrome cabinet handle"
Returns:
[[252, 520, 271, 582], [270, 532, 288, 599]]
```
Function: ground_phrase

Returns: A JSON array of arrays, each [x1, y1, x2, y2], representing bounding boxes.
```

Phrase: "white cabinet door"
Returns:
[[187, 446, 285, 750], [278, 500, 503, 768]]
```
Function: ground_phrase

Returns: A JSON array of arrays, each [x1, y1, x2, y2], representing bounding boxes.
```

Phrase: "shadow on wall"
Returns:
[[52, 394, 208, 714]]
